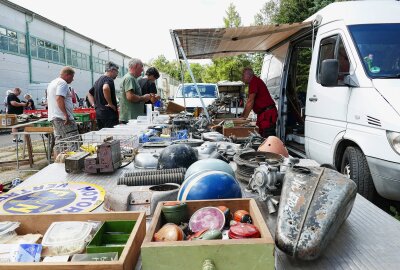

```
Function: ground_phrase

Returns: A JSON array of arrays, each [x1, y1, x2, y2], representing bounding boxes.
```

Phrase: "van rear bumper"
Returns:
[[367, 156, 400, 201]]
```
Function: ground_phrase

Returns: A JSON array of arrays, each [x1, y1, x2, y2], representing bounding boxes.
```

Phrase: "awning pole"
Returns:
[[179, 61, 187, 112], [173, 33, 211, 122]]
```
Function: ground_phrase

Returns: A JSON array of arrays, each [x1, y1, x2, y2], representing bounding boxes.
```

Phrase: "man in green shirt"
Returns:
[[119, 58, 151, 123]]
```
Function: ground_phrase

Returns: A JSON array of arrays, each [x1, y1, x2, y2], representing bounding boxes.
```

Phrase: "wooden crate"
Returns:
[[0, 211, 146, 270], [223, 126, 259, 137], [141, 198, 274, 270], [0, 114, 17, 126]]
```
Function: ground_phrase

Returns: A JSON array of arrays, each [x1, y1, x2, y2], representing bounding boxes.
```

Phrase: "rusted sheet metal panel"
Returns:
[[275, 166, 357, 260]]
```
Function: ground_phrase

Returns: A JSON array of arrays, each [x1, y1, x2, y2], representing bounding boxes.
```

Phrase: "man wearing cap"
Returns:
[[88, 61, 119, 129]]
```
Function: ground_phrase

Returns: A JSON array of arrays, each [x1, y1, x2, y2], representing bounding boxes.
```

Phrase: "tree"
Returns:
[[150, 55, 181, 81], [253, 0, 279, 26], [223, 3, 242, 28], [183, 63, 205, 83]]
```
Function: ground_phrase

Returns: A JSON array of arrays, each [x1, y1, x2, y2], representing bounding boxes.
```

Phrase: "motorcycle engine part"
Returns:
[[142, 141, 171, 148], [65, 152, 90, 173], [104, 183, 180, 216], [118, 168, 186, 186], [185, 159, 234, 180], [134, 152, 158, 169], [202, 132, 225, 142], [189, 207, 225, 233], [275, 166, 357, 260], [172, 139, 204, 147], [157, 144, 198, 169], [234, 151, 283, 183], [178, 170, 242, 201]]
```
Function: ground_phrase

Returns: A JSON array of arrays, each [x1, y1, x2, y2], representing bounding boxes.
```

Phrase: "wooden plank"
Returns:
[[0, 159, 30, 166], [24, 126, 54, 133], [24, 134, 34, 167]]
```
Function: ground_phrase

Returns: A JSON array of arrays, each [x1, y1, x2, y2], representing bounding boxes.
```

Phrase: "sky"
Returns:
[[9, 0, 267, 63]]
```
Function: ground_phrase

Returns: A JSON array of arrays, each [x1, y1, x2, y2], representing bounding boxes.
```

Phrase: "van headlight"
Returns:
[[387, 131, 400, 155]]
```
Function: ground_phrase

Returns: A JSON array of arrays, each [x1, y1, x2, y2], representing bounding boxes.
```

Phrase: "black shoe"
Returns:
[[13, 139, 23, 143]]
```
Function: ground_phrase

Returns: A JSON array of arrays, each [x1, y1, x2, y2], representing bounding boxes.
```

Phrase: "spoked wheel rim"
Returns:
[[342, 162, 351, 178]]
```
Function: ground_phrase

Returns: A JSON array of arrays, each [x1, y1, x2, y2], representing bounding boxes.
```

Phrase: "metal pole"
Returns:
[[173, 33, 210, 122], [179, 61, 186, 111]]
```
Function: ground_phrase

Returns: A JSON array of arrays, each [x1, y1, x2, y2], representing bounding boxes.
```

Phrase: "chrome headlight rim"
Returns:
[[386, 131, 400, 155]]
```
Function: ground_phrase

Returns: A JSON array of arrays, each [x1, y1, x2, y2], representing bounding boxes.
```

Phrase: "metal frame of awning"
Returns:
[[169, 22, 312, 122]]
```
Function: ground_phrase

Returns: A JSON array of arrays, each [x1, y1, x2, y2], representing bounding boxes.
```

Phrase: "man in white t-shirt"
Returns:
[[47, 66, 79, 154]]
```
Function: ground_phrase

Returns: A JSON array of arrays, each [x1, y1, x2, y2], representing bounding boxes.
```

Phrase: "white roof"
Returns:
[[308, 1, 400, 25]]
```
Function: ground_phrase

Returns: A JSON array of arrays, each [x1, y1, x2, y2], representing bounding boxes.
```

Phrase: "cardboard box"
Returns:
[[141, 198, 274, 270], [166, 101, 185, 114], [0, 114, 17, 127], [0, 211, 146, 270], [223, 126, 259, 137]]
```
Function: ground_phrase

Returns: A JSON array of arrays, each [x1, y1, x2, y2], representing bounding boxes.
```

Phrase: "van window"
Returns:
[[349, 24, 400, 78], [317, 35, 350, 86], [176, 84, 218, 98], [261, 43, 289, 101]]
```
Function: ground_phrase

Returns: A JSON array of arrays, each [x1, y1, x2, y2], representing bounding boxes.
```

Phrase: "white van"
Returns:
[[173, 83, 219, 111], [260, 1, 400, 201]]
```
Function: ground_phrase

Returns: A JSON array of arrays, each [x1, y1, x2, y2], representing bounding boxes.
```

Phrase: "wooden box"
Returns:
[[141, 198, 274, 270], [0, 114, 17, 126], [0, 211, 146, 270], [223, 126, 259, 137]]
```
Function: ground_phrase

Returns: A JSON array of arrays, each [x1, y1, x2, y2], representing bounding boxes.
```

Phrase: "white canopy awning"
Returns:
[[170, 22, 312, 59]]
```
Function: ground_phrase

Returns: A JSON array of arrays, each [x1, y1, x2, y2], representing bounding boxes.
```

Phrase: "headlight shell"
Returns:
[[386, 131, 400, 155]]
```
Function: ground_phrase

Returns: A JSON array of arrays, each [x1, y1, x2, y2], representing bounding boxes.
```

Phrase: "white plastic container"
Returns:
[[0, 221, 20, 244], [42, 222, 92, 256]]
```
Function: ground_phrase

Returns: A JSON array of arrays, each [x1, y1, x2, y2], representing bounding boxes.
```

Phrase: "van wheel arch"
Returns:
[[340, 146, 376, 201]]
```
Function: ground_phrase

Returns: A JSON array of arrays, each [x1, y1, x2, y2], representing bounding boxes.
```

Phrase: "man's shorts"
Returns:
[[52, 118, 80, 153]]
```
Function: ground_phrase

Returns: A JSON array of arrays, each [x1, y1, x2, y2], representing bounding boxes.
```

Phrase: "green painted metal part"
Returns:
[[141, 242, 274, 270]]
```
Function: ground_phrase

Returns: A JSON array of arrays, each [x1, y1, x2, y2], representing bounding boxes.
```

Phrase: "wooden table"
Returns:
[[2, 119, 54, 170], [13, 130, 53, 171], [20, 162, 400, 269]]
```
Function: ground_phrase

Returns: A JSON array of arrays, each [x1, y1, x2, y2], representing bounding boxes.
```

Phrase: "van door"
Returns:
[[305, 33, 352, 163]]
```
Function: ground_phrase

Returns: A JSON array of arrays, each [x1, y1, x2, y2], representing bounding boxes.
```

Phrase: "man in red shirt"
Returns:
[[241, 67, 278, 138]]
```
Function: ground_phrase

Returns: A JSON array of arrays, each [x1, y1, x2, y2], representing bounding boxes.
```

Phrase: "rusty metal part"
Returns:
[[65, 152, 90, 173], [234, 151, 284, 182], [275, 166, 357, 260], [118, 168, 186, 186]]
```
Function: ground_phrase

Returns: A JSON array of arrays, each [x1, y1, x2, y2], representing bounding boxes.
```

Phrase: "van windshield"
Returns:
[[349, 24, 400, 78], [176, 84, 218, 98]]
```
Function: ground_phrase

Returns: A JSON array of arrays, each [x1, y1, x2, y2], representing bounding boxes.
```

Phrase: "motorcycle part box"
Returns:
[[142, 198, 274, 270]]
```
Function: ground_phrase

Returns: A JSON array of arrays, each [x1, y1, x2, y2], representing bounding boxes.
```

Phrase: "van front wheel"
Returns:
[[340, 146, 375, 201]]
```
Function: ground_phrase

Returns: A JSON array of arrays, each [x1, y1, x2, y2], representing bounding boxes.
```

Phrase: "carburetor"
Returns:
[[247, 157, 299, 213]]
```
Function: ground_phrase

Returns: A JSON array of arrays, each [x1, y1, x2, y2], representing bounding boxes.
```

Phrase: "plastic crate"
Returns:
[[73, 113, 90, 123], [33, 120, 52, 127], [73, 108, 96, 120]]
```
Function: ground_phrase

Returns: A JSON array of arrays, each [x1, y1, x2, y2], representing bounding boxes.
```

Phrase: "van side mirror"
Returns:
[[320, 59, 339, 86]]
